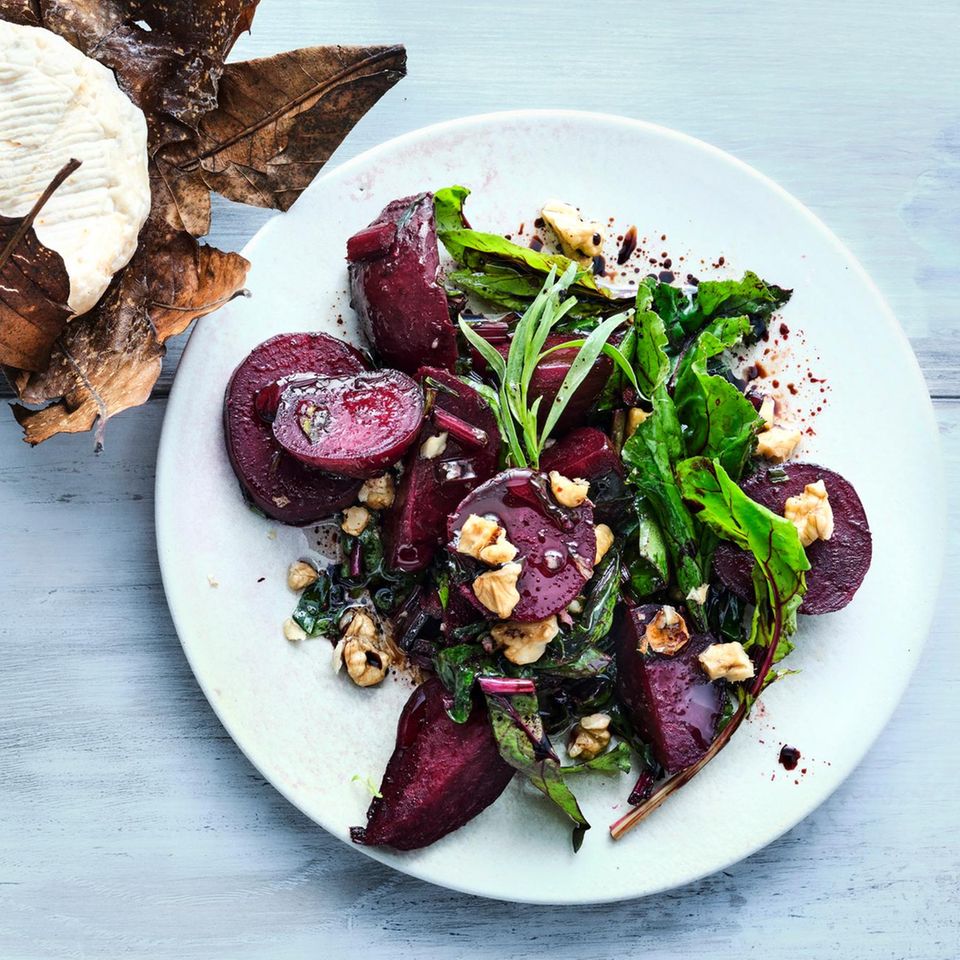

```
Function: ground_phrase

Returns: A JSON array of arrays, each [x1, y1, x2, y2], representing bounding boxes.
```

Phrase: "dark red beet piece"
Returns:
[[616, 604, 723, 774], [271, 370, 424, 479], [223, 333, 367, 523], [540, 427, 626, 522], [384, 368, 499, 572], [448, 468, 597, 622], [347, 193, 458, 374], [351, 677, 514, 850], [712, 462, 872, 615], [490, 333, 613, 430]]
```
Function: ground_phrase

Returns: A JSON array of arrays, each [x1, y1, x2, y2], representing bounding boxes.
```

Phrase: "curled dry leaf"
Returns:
[[0, 160, 77, 372], [174, 44, 408, 211], [0, 2, 407, 445]]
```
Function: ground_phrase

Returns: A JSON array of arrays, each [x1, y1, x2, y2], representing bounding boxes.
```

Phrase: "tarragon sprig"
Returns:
[[458, 264, 636, 468]]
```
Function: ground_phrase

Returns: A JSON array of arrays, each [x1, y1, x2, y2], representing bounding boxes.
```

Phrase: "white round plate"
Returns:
[[156, 110, 945, 904]]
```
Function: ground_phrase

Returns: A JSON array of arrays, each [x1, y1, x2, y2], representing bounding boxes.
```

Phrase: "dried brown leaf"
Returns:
[[0, 160, 77, 372], [176, 44, 407, 211]]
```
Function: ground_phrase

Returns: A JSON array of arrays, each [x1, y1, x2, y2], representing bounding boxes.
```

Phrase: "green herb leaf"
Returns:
[[561, 741, 632, 775], [292, 574, 338, 637], [351, 773, 383, 798], [676, 457, 809, 672], [434, 644, 494, 723], [480, 677, 590, 850]]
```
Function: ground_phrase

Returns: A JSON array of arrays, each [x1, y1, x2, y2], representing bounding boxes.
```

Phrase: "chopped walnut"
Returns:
[[358, 474, 395, 510], [339, 609, 391, 687], [699, 641, 755, 682], [287, 561, 318, 591], [472, 561, 523, 619], [479, 529, 519, 566], [283, 617, 307, 642], [594, 523, 615, 566], [456, 514, 503, 559], [567, 713, 612, 761], [420, 432, 448, 459], [626, 407, 649, 438], [639, 605, 690, 656], [540, 199, 605, 259], [784, 479, 834, 547], [686, 583, 710, 605], [491, 615, 559, 665], [756, 425, 802, 463], [549, 471, 589, 508], [341, 505, 371, 537]]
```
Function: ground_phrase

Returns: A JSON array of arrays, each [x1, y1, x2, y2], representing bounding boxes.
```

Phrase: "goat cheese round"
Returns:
[[0, 21, 150, 317]]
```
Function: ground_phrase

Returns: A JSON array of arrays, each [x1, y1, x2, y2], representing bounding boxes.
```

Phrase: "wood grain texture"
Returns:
[[1, 0, 958, 957]]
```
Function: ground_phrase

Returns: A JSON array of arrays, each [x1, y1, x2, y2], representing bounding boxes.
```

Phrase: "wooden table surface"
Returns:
[[2, 1, 957, 957]]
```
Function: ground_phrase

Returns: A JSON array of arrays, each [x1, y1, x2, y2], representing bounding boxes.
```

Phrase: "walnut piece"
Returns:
[[639, 605, 690, 656], [784, 479, 834, 547], [341, 505, 371, 537], [358, 474, 395, 510], [626, 407, 649, 438], [686, 582, 709, 605], [287, 561, 318, 591], [420, 432, 448, 459], [594, 523, 615, 565], [339, 609, 391, 687], [567, 713, 612, 761], [756, 425, 802, 462], [540, 199, 605, 259], [758, 395, 776, 429], [491, 615, 559, 665], [698, 641, 755, 682], [549, 471, 589, 508], [456, 514, 503, 559], [472, 561, 523, 619], [479, 529, 519, 566], [283, 617, 307, 642]]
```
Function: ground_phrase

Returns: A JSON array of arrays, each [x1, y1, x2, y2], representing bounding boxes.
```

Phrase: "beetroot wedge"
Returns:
[[271, 370, 424, 479], [448, 468, 597, 622], [713, 462, 872, 615], [347, 193, 458, 375], [223, 333, 367, 523], [616, 604, 723, 773], [540, 427, 626, 522], [385, 367, 500, 572], [351, 677, 514, 850]]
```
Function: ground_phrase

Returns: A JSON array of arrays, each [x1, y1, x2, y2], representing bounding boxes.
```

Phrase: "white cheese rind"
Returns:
[[0, 21, 150, 316]]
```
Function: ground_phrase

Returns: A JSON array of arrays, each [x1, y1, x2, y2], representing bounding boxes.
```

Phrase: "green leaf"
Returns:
[[676, 457, 809, 669], [433, 184, 471, 236], [561, 741, 632, 775], [292, 575, 337, 637], [435, 644, 494, 723], [673, 315, 762, 479], [625, 503, 669, 598], [481, 679, 590, 850], [540, 338, 640, 395], [351, 773, 383, 798], [632, 282, 671, 399]]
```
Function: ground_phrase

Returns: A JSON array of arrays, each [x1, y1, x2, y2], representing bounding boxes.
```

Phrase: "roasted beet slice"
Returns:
[[540, 427, 626, 522], [448, 468, 597, 622], [223, 333, 367, 523], [271, 370, 424, 479], [347, 193, 458, 375], [713, 462, 872, 615], [488, 333, 613, 431], [616, 604, 723, 773], [351, 677, 514, 850], [384, 367, 500, 572]]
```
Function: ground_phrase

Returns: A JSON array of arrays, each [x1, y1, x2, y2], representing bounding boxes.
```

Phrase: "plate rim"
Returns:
[[156, 108, 947, 904]]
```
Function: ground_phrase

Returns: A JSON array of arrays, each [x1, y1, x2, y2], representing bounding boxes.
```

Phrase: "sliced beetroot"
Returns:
[[540, 427, 626, 522], [616, 604, 723, 773], [351, 677, 514, 850], [447, 468, 597, 622], [488, 332, 613, 431], [271, 369, 424, 479], [347, 193, 458, 375], [223, 332, 367, 523], [712, 462, 872, 615], [384, 367, 499, 572]]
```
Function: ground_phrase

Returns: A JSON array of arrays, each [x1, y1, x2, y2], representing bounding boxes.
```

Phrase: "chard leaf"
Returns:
[[673, 315, 762, 479], [676, 457, 808, 672], [625, 503, 669, 598], [561, 742, 632, 775], [292, 575, 338, 637], [480, 677, 590, 851], [536, 645, 612, 679], [435, 644, 494, 723], [632, 282, 671, 399]]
